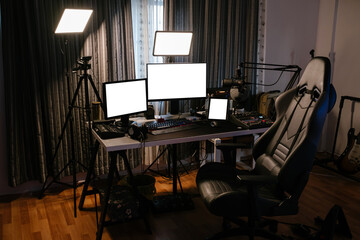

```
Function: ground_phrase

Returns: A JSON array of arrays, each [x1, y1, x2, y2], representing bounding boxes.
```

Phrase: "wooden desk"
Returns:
[[79, 121, 267, 240]]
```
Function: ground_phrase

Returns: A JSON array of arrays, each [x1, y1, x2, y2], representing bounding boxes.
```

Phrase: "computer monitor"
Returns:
[[208, 98, 229, 121], [103, 79, 148, 120], [146, 63, 207, 101]]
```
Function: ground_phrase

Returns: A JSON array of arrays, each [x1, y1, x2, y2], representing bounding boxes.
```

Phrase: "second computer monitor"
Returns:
[[103, 78, 148, 119], [146, 63, 207, 101]]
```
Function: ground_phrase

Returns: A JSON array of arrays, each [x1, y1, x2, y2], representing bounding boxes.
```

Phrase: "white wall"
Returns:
[[313, 0, 360, 155], [263, 0, 360, 155], [263, 0, 320, 92], [264, 0, 360, 155]]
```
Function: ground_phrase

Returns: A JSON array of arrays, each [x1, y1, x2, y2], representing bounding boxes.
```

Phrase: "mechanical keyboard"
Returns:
[[229, 111, 273, 129], [144, 118, 197, 135], [93, 122, 125, 139]]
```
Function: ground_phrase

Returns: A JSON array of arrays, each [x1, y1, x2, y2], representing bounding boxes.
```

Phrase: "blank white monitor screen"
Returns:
[[103, 79, 148, 119], [208, 98, 228, 120], [147, 63, 207, 101]]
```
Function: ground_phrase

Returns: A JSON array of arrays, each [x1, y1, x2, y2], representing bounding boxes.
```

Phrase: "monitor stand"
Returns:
[[115, 115, 132, 132], [170, 100, 179, 115]]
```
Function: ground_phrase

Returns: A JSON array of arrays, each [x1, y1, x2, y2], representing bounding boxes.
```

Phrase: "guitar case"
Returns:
[[257, 90, 281, 120], [337, 128, 360, 174]]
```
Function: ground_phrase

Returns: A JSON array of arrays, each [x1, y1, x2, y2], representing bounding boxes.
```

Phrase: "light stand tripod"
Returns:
[[39, 56, 102, 217]]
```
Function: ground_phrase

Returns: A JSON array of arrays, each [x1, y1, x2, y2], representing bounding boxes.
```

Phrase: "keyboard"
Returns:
[[93, 122, 125, 139], [229, 111, 273, 129], [144, 118, 197, 135]]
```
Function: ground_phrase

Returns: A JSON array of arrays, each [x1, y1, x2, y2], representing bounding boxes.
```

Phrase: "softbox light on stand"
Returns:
[[153, 31, 193, 56], [55, 9, 93, 34], [40, 8, 101, 218]]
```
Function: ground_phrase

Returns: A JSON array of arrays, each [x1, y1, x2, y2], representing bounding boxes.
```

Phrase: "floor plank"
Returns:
[[0, 164, 359, 240]]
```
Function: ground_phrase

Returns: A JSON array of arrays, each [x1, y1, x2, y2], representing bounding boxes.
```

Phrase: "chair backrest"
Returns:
[[252, 57, 336, 195]]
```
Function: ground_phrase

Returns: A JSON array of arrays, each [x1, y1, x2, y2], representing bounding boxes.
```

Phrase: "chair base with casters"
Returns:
[[196, 57, 337, 240], [197, 162, 304, 240]]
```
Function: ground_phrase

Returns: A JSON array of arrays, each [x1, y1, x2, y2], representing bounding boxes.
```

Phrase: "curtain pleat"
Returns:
[[191, 0, 259, 89], [163, 0, 258, 103], [1, 0, 136, 186], [163, 0, 259, 161]]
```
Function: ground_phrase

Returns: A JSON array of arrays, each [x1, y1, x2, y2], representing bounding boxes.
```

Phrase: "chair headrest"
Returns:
[[297, 57, 330, 93], [296, 57, 335, 112]]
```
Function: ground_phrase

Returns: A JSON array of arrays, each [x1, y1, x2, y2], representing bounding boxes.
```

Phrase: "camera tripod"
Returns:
[[39, 56, 102, 217]]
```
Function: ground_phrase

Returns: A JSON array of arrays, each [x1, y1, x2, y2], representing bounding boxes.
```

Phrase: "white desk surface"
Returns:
[[93, 120, 267, 152]]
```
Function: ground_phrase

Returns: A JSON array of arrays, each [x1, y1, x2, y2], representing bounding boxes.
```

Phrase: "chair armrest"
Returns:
[[236, 174, 277, 185]]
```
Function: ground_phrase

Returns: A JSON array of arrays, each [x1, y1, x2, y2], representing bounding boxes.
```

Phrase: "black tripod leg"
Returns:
[[69, 91, 77, 218], [39, 174, 51, 199], [73, 161, 77, 217], [171, 145, 178, 194], [120, 151, 152, 234], [39, 77, 84, 198], [51, 76, 84, 166], [96, 151, 117, 240], [177, 157, 189, 175], [83, 75, 93, 145], [79, 140, 100, 210], [39, 161, 72, 196], [167, 146, 172, 178], [88, 75, 103, 108], [120, 151, 134, 182], [177, 174, 183, 193], [142, 147, 168, 174]]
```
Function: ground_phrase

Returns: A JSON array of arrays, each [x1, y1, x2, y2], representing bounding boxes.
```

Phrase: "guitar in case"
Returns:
[[336, 128, 360, 174]]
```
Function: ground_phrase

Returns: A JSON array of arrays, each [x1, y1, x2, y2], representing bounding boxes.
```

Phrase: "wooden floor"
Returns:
[[0, 164, 359, 240]]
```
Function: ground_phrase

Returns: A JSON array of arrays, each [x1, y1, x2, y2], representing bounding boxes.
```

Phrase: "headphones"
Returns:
[[128, 124, 148, 141]]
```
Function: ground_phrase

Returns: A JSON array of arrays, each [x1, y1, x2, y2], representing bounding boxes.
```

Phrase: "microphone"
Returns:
[[222, 64, 245, 87], [222, 78, 244, 87]]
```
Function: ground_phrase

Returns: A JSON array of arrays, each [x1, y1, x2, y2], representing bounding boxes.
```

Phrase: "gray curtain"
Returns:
[[192, 0, 259, 89], [163, 0, 259, 159], [164, 0, 259, 110], [1, 0, 137, 186]]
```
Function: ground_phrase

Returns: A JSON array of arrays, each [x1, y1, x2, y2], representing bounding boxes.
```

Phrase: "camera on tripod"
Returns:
[[72, 56, 92, 71]]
